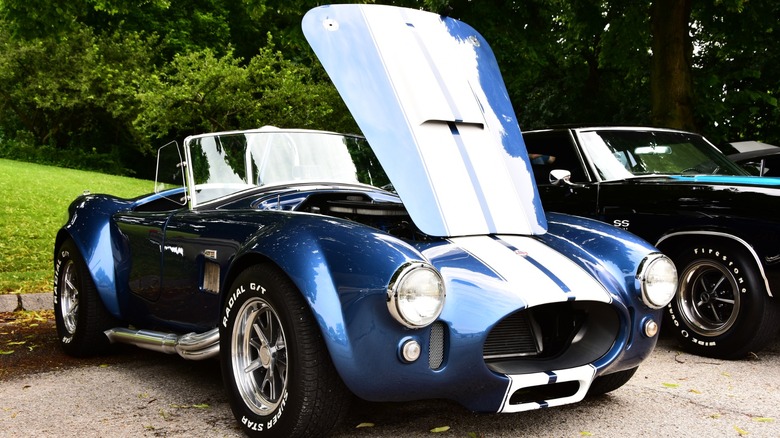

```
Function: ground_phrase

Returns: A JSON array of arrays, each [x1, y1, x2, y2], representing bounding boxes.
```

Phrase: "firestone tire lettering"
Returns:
[[667, 243, 780, 359]]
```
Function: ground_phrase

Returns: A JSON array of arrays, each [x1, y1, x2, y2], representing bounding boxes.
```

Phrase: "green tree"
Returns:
[[2, 0, 779, 176], [423, 0, 779, 144], [0, 21, 156, 173], [691, 0, 780, 144], [651, 0, 695, 130], [133, 42, 355, 144], [423, 0, 653, 129]]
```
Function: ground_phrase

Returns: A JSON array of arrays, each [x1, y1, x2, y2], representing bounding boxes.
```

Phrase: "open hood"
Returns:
[[303, 4, 546, 237]]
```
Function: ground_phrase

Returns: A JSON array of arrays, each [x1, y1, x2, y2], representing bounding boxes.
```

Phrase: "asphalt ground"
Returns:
[[1, 294, 779, 437]]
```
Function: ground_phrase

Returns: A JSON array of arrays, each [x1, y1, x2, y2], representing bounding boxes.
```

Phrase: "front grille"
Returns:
[[484, 301, 619, 374], [483, 311, 540, 359]]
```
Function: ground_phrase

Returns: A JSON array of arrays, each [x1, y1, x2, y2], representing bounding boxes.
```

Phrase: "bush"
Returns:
[[0, 131, 131, 175]]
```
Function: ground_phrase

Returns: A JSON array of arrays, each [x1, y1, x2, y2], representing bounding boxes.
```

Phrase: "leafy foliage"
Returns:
[[133, 42, 355, 142], [425, 0, 779, 144], [0, 0, 779, 177], [691, 0, 780, 144], [423, 0, 655, 129], [0, 22, 156, 173]]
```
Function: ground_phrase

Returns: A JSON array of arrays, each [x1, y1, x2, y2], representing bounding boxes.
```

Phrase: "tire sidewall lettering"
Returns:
[[222, 282, 267, 328], [239, 390, 288, 433], [692, 247, 746, 293], [669, 245, 753, 350], [242, 415, 264, 432], [265, 390, 288, 430], [222, 274, 291, 435], [54, 250, 76, 342], [53, 257, 63, 305], [53, 250, 70, 304], [698, 247, 747, 294]]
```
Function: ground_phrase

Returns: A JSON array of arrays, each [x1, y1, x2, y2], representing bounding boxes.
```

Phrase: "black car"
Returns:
[[523, 126, 780, 359]]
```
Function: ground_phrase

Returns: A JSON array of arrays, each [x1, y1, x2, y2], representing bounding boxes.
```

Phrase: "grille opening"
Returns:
[[484, 301, 619, 374], [508, 381, 580, 405], [483, 311, 541, 359], [484, 302, 590, 361]]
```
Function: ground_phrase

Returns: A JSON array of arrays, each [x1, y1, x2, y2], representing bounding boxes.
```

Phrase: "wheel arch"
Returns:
[[220, 220, 424, 385], [220, 249, 352, 368], [655, 231, 773, 298], [55, 219, 123, 318], [220, 251, 275, 306]]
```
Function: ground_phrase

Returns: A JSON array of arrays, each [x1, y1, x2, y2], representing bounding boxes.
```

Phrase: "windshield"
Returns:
[[184, 129, 389, 206], [578, 129, 750, 181]]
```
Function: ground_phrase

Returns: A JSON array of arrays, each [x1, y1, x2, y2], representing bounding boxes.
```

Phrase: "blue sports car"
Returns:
[[53, 4, 678, 437]]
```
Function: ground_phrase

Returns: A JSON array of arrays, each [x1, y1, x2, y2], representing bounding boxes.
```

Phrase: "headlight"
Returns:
[[387, 262, 445, 328], [636, 253, 678, 309]]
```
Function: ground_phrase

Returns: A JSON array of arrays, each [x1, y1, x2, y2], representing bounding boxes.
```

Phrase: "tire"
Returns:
[[587, 367, 637, 397], [53, 239, 116, 357], [220, 265, 350, 438], [666, 242, 780, 359]]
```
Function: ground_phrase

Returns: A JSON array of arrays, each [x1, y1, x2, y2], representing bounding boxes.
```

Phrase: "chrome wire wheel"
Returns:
[[677, 260, 740, 337], [59, 259, 80, 335], [230, 296, 288, 416]]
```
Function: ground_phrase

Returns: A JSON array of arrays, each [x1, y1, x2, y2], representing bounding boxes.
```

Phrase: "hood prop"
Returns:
[[104, 327, 219, 360]]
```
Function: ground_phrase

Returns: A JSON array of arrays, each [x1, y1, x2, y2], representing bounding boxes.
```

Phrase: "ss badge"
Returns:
[[613, 219, 630, 229]]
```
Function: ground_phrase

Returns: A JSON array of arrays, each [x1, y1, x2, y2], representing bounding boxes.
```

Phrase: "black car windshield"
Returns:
[[578, 129, 750, 180], [184, 129, 390, 206]]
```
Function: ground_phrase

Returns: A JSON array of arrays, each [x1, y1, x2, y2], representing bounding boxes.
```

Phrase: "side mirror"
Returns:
[[549, 169, 572, 186]]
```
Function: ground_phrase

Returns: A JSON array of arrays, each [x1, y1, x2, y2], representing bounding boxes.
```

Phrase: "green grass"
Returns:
[[0, 158, 153, 294]]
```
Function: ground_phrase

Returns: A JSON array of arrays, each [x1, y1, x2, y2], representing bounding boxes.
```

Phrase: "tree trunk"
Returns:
[[650, 0, 696, 130]]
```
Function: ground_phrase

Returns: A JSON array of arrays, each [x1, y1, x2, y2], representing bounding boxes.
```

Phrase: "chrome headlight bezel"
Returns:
[[636, 253, 678, 309], [387, 262, 446, 328]]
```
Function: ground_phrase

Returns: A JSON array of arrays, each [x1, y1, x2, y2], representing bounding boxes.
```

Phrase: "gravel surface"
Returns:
[[1, 307, 779, 437]]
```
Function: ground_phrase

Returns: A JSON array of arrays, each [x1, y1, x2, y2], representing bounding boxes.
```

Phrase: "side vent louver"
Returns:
[[429, 322, 445, 370]]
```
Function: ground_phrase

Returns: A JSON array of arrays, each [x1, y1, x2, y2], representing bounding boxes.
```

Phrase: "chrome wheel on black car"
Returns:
[[667, 242, 780, 359], [220, 265, 350, 438], [677, 260, 740, 337]]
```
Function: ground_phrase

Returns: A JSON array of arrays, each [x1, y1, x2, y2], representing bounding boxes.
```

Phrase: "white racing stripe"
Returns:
[[449, 235, 612, 308], [303, 5, 547, 238]]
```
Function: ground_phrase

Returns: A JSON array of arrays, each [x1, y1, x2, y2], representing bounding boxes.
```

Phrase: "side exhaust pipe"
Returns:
[[104, 327, 219, 360]]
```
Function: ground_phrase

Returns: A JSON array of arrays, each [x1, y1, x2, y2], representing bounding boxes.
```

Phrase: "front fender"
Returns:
[[55, 194, 135, 318], [539, 212, 665, 369], [228, 214, 426, 386]]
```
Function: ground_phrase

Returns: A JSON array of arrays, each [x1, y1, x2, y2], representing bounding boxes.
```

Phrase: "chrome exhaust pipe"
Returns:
[[104, 327, 220, 360]]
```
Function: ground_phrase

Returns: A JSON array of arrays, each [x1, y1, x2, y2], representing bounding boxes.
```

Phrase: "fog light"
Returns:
[[401, 339, 421, 362], [644, 319, 659, 337]]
